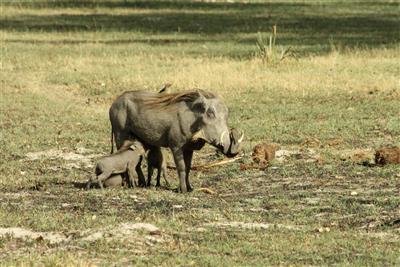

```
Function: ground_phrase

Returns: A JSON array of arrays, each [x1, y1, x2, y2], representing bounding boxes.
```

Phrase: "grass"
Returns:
[[1, 0, 399, 266]]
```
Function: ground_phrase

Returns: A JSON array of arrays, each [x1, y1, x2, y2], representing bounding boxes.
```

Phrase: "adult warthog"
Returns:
[[109, 89, 243, 193]]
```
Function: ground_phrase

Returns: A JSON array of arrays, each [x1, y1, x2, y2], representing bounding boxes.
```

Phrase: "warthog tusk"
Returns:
[[238, 132, 244, 143], [192, 129, 205, 141], [220, 131, 228, 145]]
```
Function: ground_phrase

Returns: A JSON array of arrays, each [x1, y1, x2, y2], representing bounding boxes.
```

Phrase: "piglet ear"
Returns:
[[191, 91, 208, 113]]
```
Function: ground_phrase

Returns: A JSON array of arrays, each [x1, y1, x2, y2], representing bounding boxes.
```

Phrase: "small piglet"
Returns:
[[103, 174, 124, 188], [86, 140, 145, 189]]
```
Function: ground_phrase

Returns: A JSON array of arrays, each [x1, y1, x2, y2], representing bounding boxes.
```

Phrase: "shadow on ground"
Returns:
[[1, 1, 399, 48]]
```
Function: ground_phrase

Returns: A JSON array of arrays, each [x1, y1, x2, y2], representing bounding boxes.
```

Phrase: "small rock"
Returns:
[[350, 191, 358, 196]]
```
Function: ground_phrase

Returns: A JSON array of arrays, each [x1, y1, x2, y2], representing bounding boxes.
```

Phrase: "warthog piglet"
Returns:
[[87, 140, 145, 189]]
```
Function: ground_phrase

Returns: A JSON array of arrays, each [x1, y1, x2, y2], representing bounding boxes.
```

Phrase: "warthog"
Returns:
[[103, 174, 124, 188], [86, 140, 145, 189], [98, 150, 169, 188], [109, 89, 243, 193]]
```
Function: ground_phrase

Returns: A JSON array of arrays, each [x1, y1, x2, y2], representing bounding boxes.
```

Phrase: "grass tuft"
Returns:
[[256, 25, 297, 64]]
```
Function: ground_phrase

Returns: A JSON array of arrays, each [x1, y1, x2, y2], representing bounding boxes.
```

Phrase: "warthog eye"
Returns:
[[206, 107, 216, 118]]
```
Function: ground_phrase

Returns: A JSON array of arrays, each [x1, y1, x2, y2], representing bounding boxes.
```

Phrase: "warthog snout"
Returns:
[[225, 128, 244, 158]]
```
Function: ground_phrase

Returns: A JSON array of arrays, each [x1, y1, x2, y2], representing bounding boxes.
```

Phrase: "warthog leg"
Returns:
[[147, 165, 154, 187], [135, 156, 146, 187], [172, 148, 187, 193], [183, 149, 194, 192], [155, 169, 161, 187], [86, 174, 97, 190], [97, 172, 111, 189], [126, 163, 137, 188]]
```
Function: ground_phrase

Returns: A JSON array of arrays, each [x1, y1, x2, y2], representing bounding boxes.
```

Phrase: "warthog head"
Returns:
[[190, 91, 244, 157]]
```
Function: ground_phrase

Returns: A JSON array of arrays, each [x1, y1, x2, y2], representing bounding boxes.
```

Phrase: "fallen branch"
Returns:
[[167, 156, 242, 170]]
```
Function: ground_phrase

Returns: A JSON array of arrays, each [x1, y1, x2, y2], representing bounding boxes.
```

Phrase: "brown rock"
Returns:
[[375, 146, 400, 165], [252, 143, 280, 165]]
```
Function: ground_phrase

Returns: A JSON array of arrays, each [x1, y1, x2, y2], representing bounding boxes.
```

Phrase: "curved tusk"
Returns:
[[238, 132, 244, 143], [220, 131, 228, 145]]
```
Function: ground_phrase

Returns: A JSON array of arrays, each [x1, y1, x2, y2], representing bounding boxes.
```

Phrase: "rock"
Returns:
[[375, 146, 400, 165]]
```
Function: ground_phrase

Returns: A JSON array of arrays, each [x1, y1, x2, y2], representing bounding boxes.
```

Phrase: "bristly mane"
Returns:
[[143, 89, 216, 108]]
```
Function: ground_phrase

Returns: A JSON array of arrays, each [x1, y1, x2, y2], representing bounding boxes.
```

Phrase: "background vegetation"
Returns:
[[0, 0, 399, 266]]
